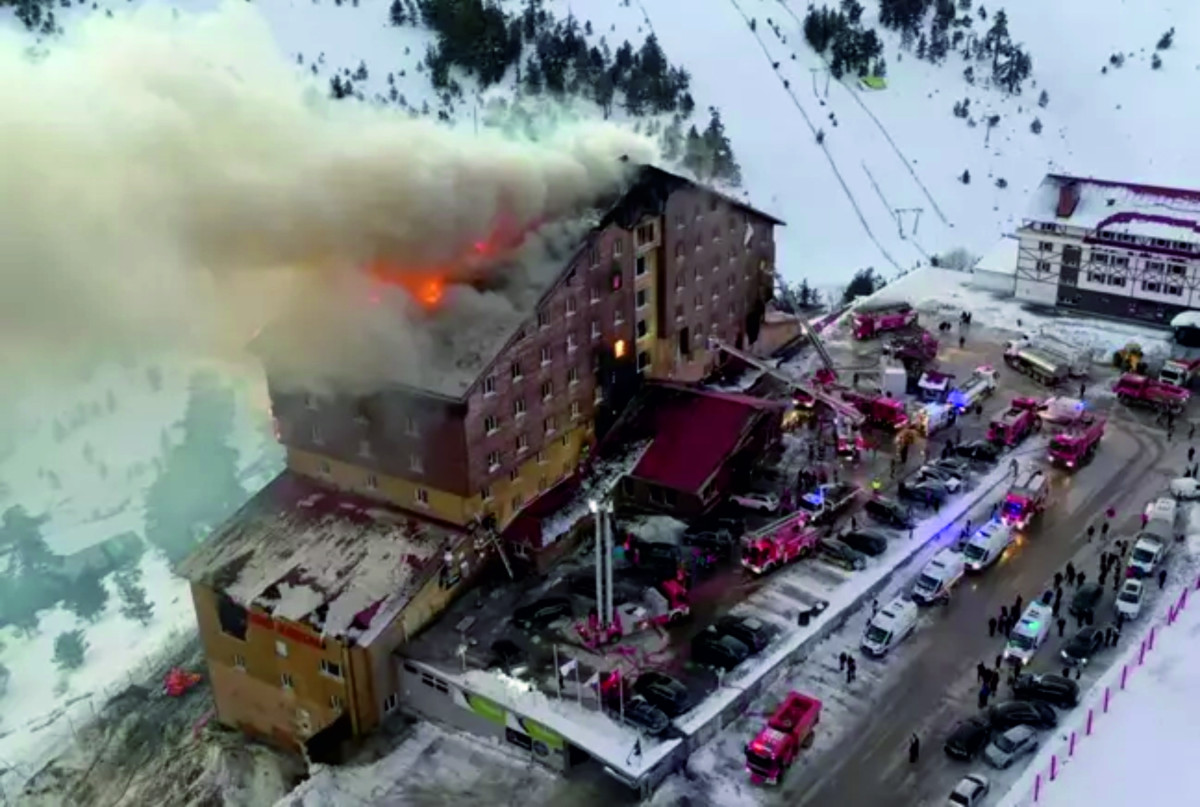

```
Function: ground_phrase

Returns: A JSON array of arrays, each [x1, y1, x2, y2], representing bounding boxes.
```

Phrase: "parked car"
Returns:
[[863, 495, 916, 529], [1068, 583, 1104, 620], [691, 631, 750, 671], [1012, 673, 1080, 708], [715, 615, 772, 654], [1060, 626, 1106, 666], [620, 696, 670, 736], [816, 538, 868, 571], [898, 479, 950, 507], [982, 725, 1039, 769], [731, 491, 780, 513], [931, 457, 974, 478], [1170, 476, 1200, 500], [988, 700, 1058, 732], [1116, 579, 1145, 620], [944, 717, 992, 760], [918, 464, 966, 493], [487, 639, 524, 671], [838, 528, 890, 557], [947, 773, 991, 806], [512, 597, 572, 631], [683, 529, 736, 555], [956, 440, 1000, 463], [633, 672, 691, 718]]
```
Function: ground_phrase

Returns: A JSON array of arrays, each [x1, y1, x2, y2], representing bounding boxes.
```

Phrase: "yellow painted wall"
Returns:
[[190, 583, 356, 746], [286, 425, 589, 532]]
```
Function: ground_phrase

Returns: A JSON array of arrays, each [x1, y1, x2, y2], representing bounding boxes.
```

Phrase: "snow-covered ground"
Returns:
[[1001, 553, 1200, 807]]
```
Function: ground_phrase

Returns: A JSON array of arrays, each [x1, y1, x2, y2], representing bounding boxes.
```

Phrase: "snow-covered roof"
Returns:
[[1171, 310, 1200, 329], [1024, 174, 1200, 238], [178, 471, 463, 645], [973, 237, 1020, 276]]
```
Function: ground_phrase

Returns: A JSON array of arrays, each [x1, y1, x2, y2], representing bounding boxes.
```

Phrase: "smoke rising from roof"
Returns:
[[0, 2, 656, 392]]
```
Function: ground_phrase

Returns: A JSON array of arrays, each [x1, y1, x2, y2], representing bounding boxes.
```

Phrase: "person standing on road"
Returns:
[[1078, 571, 1087, 589], [1159, 568, 1168, 589], [1087, 525, 1095, 543], [1099, 565, 1109, 588], [909, 733, 920, 763], [1054, 571, 1064, 589], [1189, 446, 1196, 464], [977, 662, 988, 683], [1101, 522, 1110, 539], [1057, 616, 1067, 637], [1190, 422, 1197, 441], [839, 652, 848, 671], [1013, 595, 1024, 618], [977, 682, 991, 709], [988, 616, 998, 637], [1067, 562, 1077, 585], [846, 657, 857, 684], [1080, 381, 1087, 399]]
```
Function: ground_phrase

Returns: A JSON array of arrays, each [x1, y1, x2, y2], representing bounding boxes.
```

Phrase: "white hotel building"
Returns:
[[1013, 174, 1200, 326]]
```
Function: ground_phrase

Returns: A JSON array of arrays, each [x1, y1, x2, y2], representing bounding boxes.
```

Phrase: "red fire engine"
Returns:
[[986, 397, 1042, 447], [1048, 414, 1105, 469], [745, 691, 822, 785], [741, 513, 820, 576], [842, 389, 909, 429], [1001, 469, 1049, 530]]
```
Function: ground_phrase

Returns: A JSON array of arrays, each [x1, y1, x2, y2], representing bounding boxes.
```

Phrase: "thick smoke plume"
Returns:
[[0, 2, 657, 393]]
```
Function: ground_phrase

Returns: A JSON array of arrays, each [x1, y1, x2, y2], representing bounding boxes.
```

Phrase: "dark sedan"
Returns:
[[621, 696, 671, 736], [1061, 626, 1106, 666], [956, 440, 1000, 463], [633, 672, 691, 717], [512, 597, 572, 631], [838, 528, 890, 557], [944, 716, 992, 760], [715, 615, 772, 654], [898, 479, 950, 507], [988, 700, 1058, 732], [863, 496, 916, 529], [931, 457, 974, 477], [1012, 674, 1080, 709], [1068, 583, 1104, 619], [817, 538, 868, 571]]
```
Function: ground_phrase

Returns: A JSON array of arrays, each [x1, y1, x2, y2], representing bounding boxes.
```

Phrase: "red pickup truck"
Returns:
[[1113, 373, 1190, 413], [745, 691, 822, 785]]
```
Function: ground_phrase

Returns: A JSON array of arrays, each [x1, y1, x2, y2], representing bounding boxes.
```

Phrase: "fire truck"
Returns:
[[1113, 373, 1191, 413], [1001, 469, 1049, 530], [882, 329, 939, 369], [842, 390, 909, 429], [987, 397, 1042, 447], [948, 366, 998, 413], [1159, 356, 1200, 389], [745, 691, 822, 785], [1048, 414, 1105, 469], [853, 302, 918, 340], [741, 512, 821, 575]]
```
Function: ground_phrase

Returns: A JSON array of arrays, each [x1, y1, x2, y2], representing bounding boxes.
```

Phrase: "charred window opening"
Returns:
[[217, 595, 249, 640]]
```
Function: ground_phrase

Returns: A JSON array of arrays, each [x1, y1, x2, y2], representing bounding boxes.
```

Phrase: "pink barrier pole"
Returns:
[[1050, 754, 1059, 781], [1104, 687, 1111, 712], [1086, 708, 1094, 735], [1121, 664, 1129, 689], [1182, 588, 1190, 610], [1034, 773, 1042, 802], [1139, 640, 1147, 665], [1149, 626, 1157, 650], [1069, 730, 1077, 756], [1195, 573, 1200, 591]]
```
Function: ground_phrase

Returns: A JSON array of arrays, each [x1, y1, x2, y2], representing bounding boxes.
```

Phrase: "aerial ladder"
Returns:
[[773, 272, 839, 382]]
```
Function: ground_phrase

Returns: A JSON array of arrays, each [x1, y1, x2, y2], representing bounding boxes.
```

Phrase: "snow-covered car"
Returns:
[[1116, 579, 1145, 620], [731, 491, 780, 513], [918, 464, 965, 492], [1170, 476, 1200, 500], [930, 457, 974, 478], [982, 724, 1039, 769], [620, 696, 670, 737], [947, 773, 990, 806], [1060, 626, 1105, 666], [816, 538, 868, 571], [1127, 536, 1165, 578]]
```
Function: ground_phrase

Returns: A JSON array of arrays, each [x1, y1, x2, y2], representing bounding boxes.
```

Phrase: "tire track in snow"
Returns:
[[774, 0, 953, 228], [717, 0, 904, 273]]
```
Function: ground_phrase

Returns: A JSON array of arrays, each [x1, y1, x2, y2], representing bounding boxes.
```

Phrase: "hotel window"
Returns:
[[566, 296, 577, 316], [480, 485, 492, 501], [1038, 240, 1054, 252], [613, 237, 624, 257], [276, 640, 289, 658], [694, 293, 702, 310], [636, 289, 648, 309], [635, 255, 647, 277], [304, 394, 317, 411], [636, 223, 655, 247], [675, 271, 685, 290], [1107, 275, 1127, 288], [234, 654, 246, 670], [487, 451, 500, 471], [729, 216, 737, 234], [281, 673, 294, 690], [1145, 260, 1165, 272], [1112, 256, 1130, 268], [541, 380, 553, 400], [615, 307, 625, 325], [711, 226, 720, 243], [675, 303, 685, 321], [709, 196, 718, 212], [510, 361, 522, 381], [311, 424, 324, 445], [409, 454, 424, 473], [536, 450, 547, 464], [405, 416, 419, 436], [1167, 285, 1184, 297], [516, 433, 528, 453], [591, 320, 601, 340], [637, 320, 649, 339], [693, 266, 701, 282], [567, 333, 577, 353], [590, 285, 600, 303], [415, 488, 429, 505], [540, 346, 552, 366], [1143, 280, 1162, 293], [637, 351, 651, 371], [330, 695, 344, 711], [513, 397, 527, 417], [1091, 251, 1110, 265], [484, 415, 498, 434], [1035, 260, 1051, 272], [318, 460, 331, 476], [358, 440, 372, 459], [538, 310, 549, 329], [594, 387, 604, 404], [587, 246, 599, 267], [320, 659, 343, 679], [568, 366, 580, 385], [544, 416, 557, 435], [570, 401, 582, 419], [675, 243, 684, 261], [727, 275, 736, 289], [367, 472, 379, 489], [383, 694, 399, 713], [675, 213, 685, 230], [1169, 264, 1187, 276], [483, 375, 496, 396]]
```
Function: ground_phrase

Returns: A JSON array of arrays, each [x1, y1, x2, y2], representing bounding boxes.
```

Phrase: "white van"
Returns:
[[911, 549, 965, 605], [1127, 535, 1166, 579], [962, 521, 1015, 572], [918, 402, 955, 437], [1144, 497, 1178, 541], [1004, 602, 1054, 666], [862, 597, 919, 657]]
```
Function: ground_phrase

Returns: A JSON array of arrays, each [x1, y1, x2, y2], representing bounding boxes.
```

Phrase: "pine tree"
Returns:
[[143, 373, 246, 565], [53, 629, 87, 671], [986, 9, 1009, 68], [389, 0, 406, 26], [1038, 89, 1049, 107], [842, 268, 881, 303], [62, 569, 109, 623], [0, 506, 57, 577], [116, 569, 154, 626], [702, 108, 741, 186]]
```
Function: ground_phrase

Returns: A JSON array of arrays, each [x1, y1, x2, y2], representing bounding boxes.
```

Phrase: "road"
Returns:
[[781, 418, 1171, 807]]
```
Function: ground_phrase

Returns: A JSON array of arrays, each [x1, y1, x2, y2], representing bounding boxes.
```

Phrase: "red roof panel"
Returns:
[[630, 388, 779, 493]]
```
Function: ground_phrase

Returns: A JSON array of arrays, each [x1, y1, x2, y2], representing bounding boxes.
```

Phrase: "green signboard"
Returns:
[[520, 717, 564, 752], [465, 693, 506, 726]]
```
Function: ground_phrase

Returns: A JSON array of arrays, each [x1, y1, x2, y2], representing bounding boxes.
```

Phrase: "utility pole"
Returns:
[[893, 208, 924, 239], [809, 67, 831, 99]]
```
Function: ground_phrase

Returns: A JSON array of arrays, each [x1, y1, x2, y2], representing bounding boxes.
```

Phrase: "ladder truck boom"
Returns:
[[774, 272, 838, 380]]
